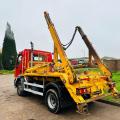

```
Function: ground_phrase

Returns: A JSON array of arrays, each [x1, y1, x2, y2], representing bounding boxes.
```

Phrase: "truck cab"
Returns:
[[15, 49, 52, 77]]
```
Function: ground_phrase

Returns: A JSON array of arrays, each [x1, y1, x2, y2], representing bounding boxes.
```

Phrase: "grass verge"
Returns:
[[0, 70, 14, 74]]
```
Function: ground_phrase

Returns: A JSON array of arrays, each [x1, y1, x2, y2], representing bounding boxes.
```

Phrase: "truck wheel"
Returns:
[[17, 81, 27, 96], [45, 89, 61, 113]]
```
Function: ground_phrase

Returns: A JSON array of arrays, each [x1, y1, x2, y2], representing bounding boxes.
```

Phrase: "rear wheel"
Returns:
[[45, 89, 61, 113]]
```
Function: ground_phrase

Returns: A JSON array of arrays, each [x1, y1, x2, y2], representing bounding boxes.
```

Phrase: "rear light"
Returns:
[[100, 76, 107, 80], [76, 88, 88, 95], [80, 77, 89, 81]]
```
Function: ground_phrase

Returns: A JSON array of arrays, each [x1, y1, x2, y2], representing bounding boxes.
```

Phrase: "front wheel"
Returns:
[[45, 89, 61, 113], [17, 79, 27, 96]]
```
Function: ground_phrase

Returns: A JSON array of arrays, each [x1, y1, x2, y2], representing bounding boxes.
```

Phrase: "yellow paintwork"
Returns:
[[24, 65, 111, 104], [23, 11, 118, 106]]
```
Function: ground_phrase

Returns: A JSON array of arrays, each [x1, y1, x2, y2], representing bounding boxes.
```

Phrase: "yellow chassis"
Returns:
[[24, 63, 117, 106]]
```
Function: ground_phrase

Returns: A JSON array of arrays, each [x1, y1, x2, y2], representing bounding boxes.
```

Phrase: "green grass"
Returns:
[[0, 70, 14, 74], [112, 71, 120, 91]]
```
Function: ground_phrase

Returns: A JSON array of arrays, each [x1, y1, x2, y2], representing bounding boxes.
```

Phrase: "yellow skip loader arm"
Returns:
[[76, 26, 111, 77], [44, 12, 76, 84], [44, 12, 111, 78], [75, 27, 119, 95]]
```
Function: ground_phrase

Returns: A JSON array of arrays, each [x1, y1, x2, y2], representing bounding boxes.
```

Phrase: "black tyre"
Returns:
[[45, 89, 61, 113], [17, 79, 27, 96]]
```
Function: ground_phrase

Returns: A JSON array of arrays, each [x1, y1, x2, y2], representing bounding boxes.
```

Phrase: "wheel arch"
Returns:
[[44, 81, 62, 98], [14, 76, 24, 87], [44, 81, 74, 108]]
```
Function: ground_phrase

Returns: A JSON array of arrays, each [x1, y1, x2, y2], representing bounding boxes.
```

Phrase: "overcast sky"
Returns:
[[0, 0, 120, 58]]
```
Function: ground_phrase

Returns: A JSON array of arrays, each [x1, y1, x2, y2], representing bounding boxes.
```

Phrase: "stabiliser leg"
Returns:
[[77, 103, 89, 115]]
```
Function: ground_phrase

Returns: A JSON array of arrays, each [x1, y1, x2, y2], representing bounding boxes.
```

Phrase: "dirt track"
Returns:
[[0, 74, 120, 120]]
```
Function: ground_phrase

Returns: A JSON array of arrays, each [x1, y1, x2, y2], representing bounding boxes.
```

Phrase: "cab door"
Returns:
[[14, 54, 23, 77]]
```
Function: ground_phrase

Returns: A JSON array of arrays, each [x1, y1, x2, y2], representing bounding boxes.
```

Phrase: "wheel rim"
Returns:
[[47, 93, 57, 109]]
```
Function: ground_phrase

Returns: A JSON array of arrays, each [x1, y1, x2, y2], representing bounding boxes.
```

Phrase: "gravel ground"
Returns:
[[0, 74, 120, 120]]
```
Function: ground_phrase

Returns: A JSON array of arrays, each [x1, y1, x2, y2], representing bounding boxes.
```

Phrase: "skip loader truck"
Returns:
[[14, 11, 120, 114]]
